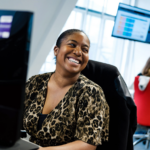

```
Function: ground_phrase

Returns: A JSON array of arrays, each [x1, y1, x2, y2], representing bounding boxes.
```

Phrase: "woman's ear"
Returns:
[[54, 46, 59, 56]]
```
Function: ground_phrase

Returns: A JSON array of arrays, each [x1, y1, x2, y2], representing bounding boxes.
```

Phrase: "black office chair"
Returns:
[[81, 60, 137, 150]]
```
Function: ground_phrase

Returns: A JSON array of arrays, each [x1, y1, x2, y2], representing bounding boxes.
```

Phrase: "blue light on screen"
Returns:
[[112, 3, 150, 42]]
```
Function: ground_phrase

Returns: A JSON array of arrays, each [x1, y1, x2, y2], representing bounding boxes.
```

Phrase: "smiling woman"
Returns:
[[54, 30, 89, 76], [23, 29, 109, 150]]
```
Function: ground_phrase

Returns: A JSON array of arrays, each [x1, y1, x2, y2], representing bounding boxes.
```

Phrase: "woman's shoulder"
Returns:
[[79, 73, 103, 92], [78, 74, 107, 106]]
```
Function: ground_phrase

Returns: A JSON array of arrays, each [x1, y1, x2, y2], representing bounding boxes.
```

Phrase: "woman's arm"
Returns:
[[38, 140, 97, 150]]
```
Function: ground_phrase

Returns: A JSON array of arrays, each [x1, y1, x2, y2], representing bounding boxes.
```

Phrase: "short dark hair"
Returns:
[[56, 29, 90, 48]]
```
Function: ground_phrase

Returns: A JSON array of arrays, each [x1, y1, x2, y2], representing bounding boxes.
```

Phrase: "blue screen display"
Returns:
[[112, 3, 150, 43]]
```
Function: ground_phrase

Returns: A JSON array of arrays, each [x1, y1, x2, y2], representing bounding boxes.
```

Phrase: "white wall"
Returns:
[[0, 0, 77, 78]]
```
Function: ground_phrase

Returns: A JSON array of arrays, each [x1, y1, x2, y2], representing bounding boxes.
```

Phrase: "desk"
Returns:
[[0, 138, 39, 150]]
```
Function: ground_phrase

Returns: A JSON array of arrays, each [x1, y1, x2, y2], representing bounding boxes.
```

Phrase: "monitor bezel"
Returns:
[[111, 2, 150, 44]]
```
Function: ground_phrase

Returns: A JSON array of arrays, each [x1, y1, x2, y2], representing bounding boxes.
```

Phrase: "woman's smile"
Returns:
[[67, 56, 81, 66], [68, 57, 80, 64]]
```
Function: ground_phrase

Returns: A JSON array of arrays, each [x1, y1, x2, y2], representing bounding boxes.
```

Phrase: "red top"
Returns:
[[134, 76, 150, 126]]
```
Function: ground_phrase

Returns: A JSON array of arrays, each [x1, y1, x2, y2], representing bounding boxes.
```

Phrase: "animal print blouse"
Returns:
[[23, 72, 109, 147]]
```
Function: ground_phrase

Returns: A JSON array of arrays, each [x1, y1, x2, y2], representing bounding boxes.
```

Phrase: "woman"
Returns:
[[138, 57, 150, 77], [23, 29, 109, 150], [137, 57, 150, 91], [134, 57, 150, 136], [139, 57, 150, 77]]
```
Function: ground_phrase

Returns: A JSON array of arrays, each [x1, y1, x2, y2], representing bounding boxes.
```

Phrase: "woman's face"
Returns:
[[54, 32, 90, 75]]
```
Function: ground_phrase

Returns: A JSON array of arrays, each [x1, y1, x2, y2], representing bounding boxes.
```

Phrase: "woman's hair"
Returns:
[[142, 57, 150, 76], [56, 29, 90, 48]]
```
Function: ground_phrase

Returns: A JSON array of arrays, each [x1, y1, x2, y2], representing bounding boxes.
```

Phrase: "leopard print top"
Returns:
[[23, 72, 109, 147]]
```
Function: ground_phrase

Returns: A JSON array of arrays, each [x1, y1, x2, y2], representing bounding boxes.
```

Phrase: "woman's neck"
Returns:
[[51, 70, 80, 88]]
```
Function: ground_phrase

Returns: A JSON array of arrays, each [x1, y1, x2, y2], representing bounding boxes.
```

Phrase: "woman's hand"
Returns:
[[38, 147, 52, 150], [36, 140, 96, 150], [38, 147, 46, 150]]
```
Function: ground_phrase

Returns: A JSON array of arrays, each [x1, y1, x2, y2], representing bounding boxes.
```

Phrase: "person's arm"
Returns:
[[38, 140, 96, 150], [23, 75, 37, 131]]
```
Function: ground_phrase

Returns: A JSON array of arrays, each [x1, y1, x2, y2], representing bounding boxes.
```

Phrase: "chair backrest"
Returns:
[[134, 76, 150, 126], [81, 60, 137, 150]]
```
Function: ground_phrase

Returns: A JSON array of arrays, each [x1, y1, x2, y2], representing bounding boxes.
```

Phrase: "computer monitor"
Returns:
[[112, 3, 150, 43], [0, 10, 33, 146]]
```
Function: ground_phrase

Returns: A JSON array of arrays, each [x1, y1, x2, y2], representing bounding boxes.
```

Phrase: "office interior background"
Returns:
[[1, 0, 149, 89], [39, 0, 150, 91], [0, 0, 150, 149]]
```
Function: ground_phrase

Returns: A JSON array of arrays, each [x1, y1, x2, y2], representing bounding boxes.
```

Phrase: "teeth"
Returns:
[[69, 58, 79, 64]]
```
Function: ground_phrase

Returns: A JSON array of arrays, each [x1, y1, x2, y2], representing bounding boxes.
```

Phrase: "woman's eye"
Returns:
[[83, 48, 88, 53], [69, 43, 76, 47]]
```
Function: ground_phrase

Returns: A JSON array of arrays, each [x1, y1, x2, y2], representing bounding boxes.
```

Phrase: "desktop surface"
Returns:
[[0, 139, 39, 150]]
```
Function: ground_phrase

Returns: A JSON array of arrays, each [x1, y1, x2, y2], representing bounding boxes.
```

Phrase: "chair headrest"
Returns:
[[81, 60, 120, 86]]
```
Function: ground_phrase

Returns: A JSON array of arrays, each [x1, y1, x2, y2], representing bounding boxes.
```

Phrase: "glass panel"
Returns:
[[39, 62, 56, 74], [96, 20, 117, 64], [76, 0, 105, 12], [46, 52, 55, 63], [74, 12, 83, 29], [40, 64, 45, 73], [88, 0, 105, 12], [76, 0, 88, 7], [62, 11, 76, 31], [102, 20, 116, 50], [89, 43, 98, 60], [45, 63, 55, 72], [62, 10, 83, 31], [105, 0, 123, 16], [39, 49, 56, 74], [99, 51, 112, 63], [85, 14, 101, 43], [85, 14, 101, 60]]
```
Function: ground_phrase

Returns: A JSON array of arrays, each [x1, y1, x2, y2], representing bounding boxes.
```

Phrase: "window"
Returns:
[[99, 20, 116, 63], [106, 0, 122, 16], [40, 0, 136, 87], [85, 14, 101, 60]]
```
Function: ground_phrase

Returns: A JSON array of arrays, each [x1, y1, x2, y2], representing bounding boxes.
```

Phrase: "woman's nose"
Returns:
[[73, 47, 82, 56]]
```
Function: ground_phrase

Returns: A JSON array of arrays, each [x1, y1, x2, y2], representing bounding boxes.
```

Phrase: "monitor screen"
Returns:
[[0, 10, 33, 146], [112, 3, 150, 43], [0, 15, 13, 38]]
